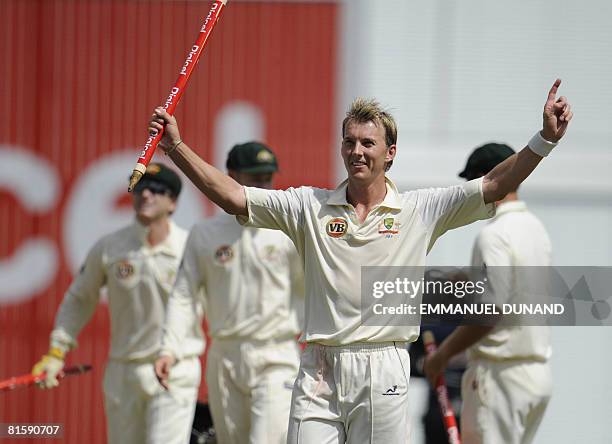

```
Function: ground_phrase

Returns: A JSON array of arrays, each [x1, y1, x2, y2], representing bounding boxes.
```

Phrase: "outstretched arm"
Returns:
[[482, 79, 573, 203], [148, 107, 247, 215]]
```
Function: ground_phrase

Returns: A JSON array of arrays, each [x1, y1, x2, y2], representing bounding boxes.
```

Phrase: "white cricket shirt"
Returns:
[[238, 177, 494, 345], [50, 221, 204, 361], [161, 213, 303, 359], [469, 200, 552, 361]]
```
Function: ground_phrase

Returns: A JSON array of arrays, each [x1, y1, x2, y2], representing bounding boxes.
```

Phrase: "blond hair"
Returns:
[[342, 98, 397, 171]]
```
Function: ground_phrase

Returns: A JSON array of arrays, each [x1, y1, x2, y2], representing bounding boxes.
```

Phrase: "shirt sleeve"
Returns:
[[424, 178, 495, 252], [160, 227, 206, 360], [50, 239, 107, 350], [236, 186, 305, 247]]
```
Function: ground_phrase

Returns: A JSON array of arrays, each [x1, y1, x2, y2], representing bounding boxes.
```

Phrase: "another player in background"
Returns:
[[146, 80, 571, 443], [32, 164, 201, 444], [409, 270, 468, 443], [424, 143, 554, 444], [155, 142, 304, 444]]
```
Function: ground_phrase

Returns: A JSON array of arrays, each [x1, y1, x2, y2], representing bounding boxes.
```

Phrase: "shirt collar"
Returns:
[[327, 177, 402, 210], [132, 219, 180, 256], [494, 200, 527, 218]]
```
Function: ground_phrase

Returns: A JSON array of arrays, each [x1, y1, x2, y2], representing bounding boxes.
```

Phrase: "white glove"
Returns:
[[31, 348, 65, 389]]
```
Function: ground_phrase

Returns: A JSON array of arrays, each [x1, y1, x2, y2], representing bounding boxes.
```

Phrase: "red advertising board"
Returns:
[[0, 1, 337, 442]]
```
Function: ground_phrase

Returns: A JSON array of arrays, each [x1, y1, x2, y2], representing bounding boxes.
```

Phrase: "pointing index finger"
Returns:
[[546, 78, 562, 104]]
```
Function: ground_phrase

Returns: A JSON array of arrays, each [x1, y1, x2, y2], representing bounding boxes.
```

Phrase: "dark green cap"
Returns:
[[459, 143, 516, 180], [138, 162, 182, 197], [226, 141, 279, 174]]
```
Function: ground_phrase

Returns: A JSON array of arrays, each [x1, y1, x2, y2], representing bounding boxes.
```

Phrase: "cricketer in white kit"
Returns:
[[147, 79, 572, 443], [155, 142, 304, 444], [425, 143, 554, 444], [33, 164, 202, 444]]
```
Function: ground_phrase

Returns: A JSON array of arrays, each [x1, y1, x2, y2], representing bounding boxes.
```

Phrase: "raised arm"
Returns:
[[482, 79, 573, 203], [148, 107, 247, 215]]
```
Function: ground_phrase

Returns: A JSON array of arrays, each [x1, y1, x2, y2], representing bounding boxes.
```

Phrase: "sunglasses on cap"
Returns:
[[133, 179, 173, 196]]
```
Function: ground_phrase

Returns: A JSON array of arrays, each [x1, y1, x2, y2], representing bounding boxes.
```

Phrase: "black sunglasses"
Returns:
[[133, 179, 173, 196]]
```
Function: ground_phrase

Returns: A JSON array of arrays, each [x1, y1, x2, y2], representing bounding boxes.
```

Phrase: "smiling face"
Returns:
[[341, 120, 396, 185], [132, 181, 177, 225]]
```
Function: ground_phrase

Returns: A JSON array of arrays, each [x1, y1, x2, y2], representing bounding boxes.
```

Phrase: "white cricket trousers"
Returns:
[[103, 357, 200, 444], [206, 338, 301, 444], [461, 359, 552, 444], [288, 342, 411, 444]]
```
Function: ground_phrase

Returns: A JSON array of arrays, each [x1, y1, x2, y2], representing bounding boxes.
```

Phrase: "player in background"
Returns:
[[147, 80, 571, 443], [409, 270, 468, 443], [424, 143, 554, 444], [155, 142, 304, 444], [32, 164, 201, 444]]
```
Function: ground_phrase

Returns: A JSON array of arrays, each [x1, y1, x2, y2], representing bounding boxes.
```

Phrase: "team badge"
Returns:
[[326, 217, 348, 238], [256, 149, 275, 163], [214, 245, 234, 263], [262, 245, 280, 261], [146, 164, 161, 174], [166, 269, 176, 283], [378, 217, 400, 234], [116, 260, 135, 279]]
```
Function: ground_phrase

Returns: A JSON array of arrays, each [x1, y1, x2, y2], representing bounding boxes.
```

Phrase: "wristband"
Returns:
[[528, 131, 557, 157], [165, 139, 183, 156], [48, 347, 66, 360]]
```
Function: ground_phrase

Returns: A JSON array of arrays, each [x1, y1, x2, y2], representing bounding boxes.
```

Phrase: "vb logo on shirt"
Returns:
[[326, 217, 348, 238]]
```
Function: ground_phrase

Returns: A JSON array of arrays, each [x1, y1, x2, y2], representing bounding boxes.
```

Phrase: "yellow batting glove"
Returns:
[[31, 347, 65, 389]]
